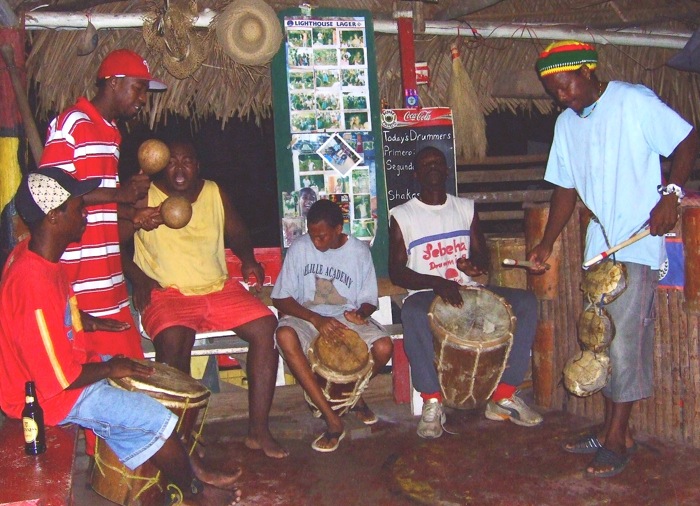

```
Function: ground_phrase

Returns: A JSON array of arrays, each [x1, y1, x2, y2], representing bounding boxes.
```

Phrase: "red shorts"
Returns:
[[141, 279, 273, 339]]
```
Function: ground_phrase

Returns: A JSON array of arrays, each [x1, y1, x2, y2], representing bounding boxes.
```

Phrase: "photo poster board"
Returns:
[[380, 108, 458, 210], [272, 8, 389, 276]]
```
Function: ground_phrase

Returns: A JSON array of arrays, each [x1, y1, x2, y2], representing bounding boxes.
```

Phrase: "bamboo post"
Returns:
[[524, 203, 561, 300]]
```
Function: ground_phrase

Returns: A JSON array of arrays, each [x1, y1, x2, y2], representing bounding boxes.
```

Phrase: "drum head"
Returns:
[[313, 328, 369, 375], [429, 287, 515, 347], [109, 359, 210, 402]]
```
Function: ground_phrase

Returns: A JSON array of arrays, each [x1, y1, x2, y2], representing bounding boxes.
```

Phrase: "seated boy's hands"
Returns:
[[344, 309, 368, 325], [313, 315, 347, 338]]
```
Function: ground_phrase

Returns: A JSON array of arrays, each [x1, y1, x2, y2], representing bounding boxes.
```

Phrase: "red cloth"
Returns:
[[0, 240, 92, 425], [39, 97, 142, 359]]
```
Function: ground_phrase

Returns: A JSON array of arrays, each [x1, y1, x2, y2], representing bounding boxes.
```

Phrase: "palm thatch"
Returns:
[[16, 0, 700, 127]]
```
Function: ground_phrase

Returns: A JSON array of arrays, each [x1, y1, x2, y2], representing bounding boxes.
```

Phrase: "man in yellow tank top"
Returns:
[[121, 139, 287, 460]]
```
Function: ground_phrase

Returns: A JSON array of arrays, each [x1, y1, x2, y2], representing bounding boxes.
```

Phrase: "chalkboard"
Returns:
[[380, 108, 457, 210]]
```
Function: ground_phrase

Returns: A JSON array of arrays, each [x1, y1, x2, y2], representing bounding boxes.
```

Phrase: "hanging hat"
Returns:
[[215, 0, 283, 66], [536, 40, 598, 78], [15, 168, 100, 224]]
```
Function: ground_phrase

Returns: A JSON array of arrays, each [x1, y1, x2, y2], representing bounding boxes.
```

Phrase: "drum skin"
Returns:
[[91, 360, 211, 506], [306, 328, 374, 417], [429, 287, 515, 410]]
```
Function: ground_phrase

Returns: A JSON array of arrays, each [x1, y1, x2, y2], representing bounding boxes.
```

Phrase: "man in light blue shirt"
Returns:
[[529, 40, 698, 478]]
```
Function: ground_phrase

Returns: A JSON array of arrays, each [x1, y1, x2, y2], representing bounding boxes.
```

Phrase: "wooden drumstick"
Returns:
[[502, 259, 551, 270], [582, 228, 651, 269]]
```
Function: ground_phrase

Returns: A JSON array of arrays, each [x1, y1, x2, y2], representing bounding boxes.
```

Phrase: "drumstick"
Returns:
[[502, 259, 550, 270], [582, 228, 651, 269]]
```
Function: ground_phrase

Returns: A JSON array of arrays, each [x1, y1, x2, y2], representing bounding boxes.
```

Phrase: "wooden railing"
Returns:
[[457, 154, 700, 225]]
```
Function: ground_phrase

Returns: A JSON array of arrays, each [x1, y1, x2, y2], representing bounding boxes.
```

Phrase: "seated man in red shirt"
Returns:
[[0, 168, 240, 506]]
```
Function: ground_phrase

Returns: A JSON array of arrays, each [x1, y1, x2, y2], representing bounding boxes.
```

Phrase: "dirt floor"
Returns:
[[71, 374, 700, 506]]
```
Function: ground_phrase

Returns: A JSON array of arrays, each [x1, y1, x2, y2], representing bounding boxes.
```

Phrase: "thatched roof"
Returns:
[[12, 0, 700, 126]]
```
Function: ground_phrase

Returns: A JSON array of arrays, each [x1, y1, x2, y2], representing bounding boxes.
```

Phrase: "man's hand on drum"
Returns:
[[106, 355, 155, 379], [433, 278, 464, 308]]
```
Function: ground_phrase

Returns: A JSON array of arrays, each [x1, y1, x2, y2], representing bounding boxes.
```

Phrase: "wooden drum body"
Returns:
[[91, 360, 211, 506], [306, 328, 374, 417], [429, 287, 515, 410]]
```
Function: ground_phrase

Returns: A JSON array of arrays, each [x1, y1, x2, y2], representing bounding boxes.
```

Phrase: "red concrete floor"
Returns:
[[70, 375, 700, 505]]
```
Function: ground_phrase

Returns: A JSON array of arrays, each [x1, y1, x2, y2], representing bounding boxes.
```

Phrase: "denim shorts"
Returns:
[[600, 262, 658, 403], [275, 314, 388, 357], [60, 379, 178, 470]]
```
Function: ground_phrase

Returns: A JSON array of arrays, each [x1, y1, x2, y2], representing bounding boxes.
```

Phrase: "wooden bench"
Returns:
[[0, 415, 78, 506]]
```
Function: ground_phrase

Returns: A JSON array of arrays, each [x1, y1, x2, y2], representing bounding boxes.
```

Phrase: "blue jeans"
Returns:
[[600, 262, 657, 403], [60, 379, 177, 470], [401, 286, 537, 395]]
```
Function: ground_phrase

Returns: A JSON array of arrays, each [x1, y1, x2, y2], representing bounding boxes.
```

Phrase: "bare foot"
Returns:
[[180, 483, 241, 505], [191, 451, 242, 489], [245, 433, 289, 459]]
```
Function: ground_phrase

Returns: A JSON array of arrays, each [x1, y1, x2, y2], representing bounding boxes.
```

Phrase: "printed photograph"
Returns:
[[317, 133, 362, 175]]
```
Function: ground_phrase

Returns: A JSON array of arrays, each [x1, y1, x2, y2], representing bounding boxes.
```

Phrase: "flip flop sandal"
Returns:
[[350, 403, 378, 425], [563, 434, 604, 454], [311, 430, 346, 453], [563, 435, 639, 455], [586, 447, 632, 478]]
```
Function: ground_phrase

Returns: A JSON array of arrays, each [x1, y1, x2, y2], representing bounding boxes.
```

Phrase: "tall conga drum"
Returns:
[[305, 328, 374, 417], [91, 360, 211, 506], [429, 287, 515, 410]]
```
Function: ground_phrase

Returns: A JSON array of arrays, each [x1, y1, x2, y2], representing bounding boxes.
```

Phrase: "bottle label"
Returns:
[[25, 395, 34, 403], [23, 417, 39, 443]]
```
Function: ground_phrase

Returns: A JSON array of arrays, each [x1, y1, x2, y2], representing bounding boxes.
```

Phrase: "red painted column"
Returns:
[[396, 16, 419, 108]]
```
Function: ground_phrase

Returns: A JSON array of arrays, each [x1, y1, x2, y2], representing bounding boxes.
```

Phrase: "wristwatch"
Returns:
[[657, 183, 685, 201]]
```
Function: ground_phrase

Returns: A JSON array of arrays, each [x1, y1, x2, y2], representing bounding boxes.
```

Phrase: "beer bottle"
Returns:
[[22, 381, 46, 455]]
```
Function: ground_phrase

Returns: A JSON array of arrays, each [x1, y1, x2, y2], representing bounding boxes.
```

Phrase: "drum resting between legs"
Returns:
[[121, 138, 287, 459], [0, 169, 240, 505], [389, 147, 543, 439], [272, 199, 393, 452]]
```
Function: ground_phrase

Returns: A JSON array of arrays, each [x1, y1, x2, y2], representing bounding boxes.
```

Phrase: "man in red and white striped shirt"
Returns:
[[39, 49, 165, 362]]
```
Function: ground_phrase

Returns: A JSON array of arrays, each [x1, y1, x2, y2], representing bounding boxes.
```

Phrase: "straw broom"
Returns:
[[448, 43, 487, 160]]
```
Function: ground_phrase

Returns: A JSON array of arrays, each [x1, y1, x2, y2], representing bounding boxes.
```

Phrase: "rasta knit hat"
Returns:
[[536, 40, 598, 77]]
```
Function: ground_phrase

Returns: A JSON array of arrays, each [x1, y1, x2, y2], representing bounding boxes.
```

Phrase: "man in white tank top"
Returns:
[[389, 147, 543, 440]]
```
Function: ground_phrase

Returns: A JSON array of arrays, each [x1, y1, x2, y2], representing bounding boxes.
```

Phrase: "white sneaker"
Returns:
[[485, 392, 543, 427], [417, 398, 445, 439]]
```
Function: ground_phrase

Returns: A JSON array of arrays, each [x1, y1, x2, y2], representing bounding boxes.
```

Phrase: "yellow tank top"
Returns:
[[134, 180, 228, 295]]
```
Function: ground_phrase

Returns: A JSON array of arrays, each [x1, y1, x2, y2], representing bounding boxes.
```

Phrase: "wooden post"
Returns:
[[532, 320, 555, 408], [524, 203, 561, 300], [682, 204, 700, 313]]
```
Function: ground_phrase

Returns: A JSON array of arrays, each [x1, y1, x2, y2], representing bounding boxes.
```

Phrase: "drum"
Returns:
[[91, 360, 211, 506], [429, 286, 515, 410], [305, 328, 374, 417], [563, 350, 611, 397]]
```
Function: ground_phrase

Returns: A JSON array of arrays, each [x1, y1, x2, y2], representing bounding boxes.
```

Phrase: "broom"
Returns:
[[448, 43, 487, 160]]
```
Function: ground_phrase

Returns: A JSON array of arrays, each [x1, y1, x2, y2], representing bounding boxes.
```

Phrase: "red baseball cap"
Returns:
[[97, 49, 167, 90]]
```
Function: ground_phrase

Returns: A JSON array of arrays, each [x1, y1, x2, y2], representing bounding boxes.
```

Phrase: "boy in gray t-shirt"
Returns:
[[271, 199, 393, 452]]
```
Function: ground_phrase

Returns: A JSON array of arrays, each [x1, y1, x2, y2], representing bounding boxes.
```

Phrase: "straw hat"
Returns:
[[215, 0, 283, 66]]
